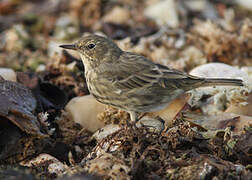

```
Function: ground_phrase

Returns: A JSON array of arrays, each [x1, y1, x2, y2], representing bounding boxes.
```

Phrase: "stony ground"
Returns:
[[0, 0, 251, 179]]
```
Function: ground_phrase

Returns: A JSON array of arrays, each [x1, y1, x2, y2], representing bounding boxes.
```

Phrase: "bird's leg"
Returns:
[[127, 111, 139, 128], [129, 111, 138, 122]]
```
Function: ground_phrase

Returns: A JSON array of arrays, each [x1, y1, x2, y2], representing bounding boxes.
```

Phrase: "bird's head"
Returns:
[[60, 35, 122, 69]]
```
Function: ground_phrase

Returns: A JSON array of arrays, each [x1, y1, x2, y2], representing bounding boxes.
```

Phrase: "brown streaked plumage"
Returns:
[[60, 34, 243, 122]]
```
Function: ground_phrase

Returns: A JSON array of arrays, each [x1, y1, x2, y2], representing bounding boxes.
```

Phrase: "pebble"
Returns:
[[136, 117, 165, 133], [65, 95, 105, 132], [144, 0, 179, 27], [103, 6, 131, 24], [0, 68, 16, 81], [92, 124, 121, 142], [20, 153, 67, 175], [92, 117, 165, 142]]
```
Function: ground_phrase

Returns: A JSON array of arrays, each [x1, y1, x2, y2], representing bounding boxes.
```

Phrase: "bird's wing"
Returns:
[[155, 63, 204, 89], [104, 52, 201, 91]]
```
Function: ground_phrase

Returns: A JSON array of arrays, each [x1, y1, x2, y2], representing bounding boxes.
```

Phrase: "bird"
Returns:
[[60, 34, 243, 122]]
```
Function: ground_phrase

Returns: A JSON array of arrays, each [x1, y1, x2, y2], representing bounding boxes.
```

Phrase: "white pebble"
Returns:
[[65, 95, 105, 132], [0, 68, 16, 81], [144, 0, 179, 27]]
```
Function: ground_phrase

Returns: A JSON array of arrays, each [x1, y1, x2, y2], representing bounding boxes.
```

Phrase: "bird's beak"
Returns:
[[59, 44, 77, 50]]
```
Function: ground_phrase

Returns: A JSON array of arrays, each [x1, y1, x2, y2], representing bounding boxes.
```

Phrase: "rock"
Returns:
[[83, 153, 131, 179], [0, 77, 44, 136], [103, 6, 131, 24], [136, 117, 164, 133], [183, 0, 207, 11], [144, 0, 179, 27], [20, 153, 67, 176], [0, 68, 16, 81], [92, 124, 121, 142], [65, 95, 105, 132]]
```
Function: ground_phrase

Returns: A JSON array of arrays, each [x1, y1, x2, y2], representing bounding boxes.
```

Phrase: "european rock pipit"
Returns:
[[60, 35, 243, 122]]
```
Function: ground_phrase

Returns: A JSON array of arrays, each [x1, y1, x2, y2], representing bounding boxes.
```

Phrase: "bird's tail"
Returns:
[[199, 78, 243, 87]]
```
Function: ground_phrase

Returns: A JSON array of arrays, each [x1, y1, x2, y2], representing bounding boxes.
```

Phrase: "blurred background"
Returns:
[[0, 0, 252, 72]]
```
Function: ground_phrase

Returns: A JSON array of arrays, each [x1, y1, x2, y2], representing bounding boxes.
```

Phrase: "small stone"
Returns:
[[144, 0, 179, 27], [136, 117, 164, 133], [183, 0, 206, 11], [65, 95, 105, 132], [83, 153, 130, 179], [103, 6, 131, 24], [92, 124, 121, 142], [20, 153, 67, 176], [0, 68, 16, 81]]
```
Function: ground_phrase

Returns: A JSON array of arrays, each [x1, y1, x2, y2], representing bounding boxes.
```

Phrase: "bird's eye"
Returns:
[[87, 43, 95, 49]]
